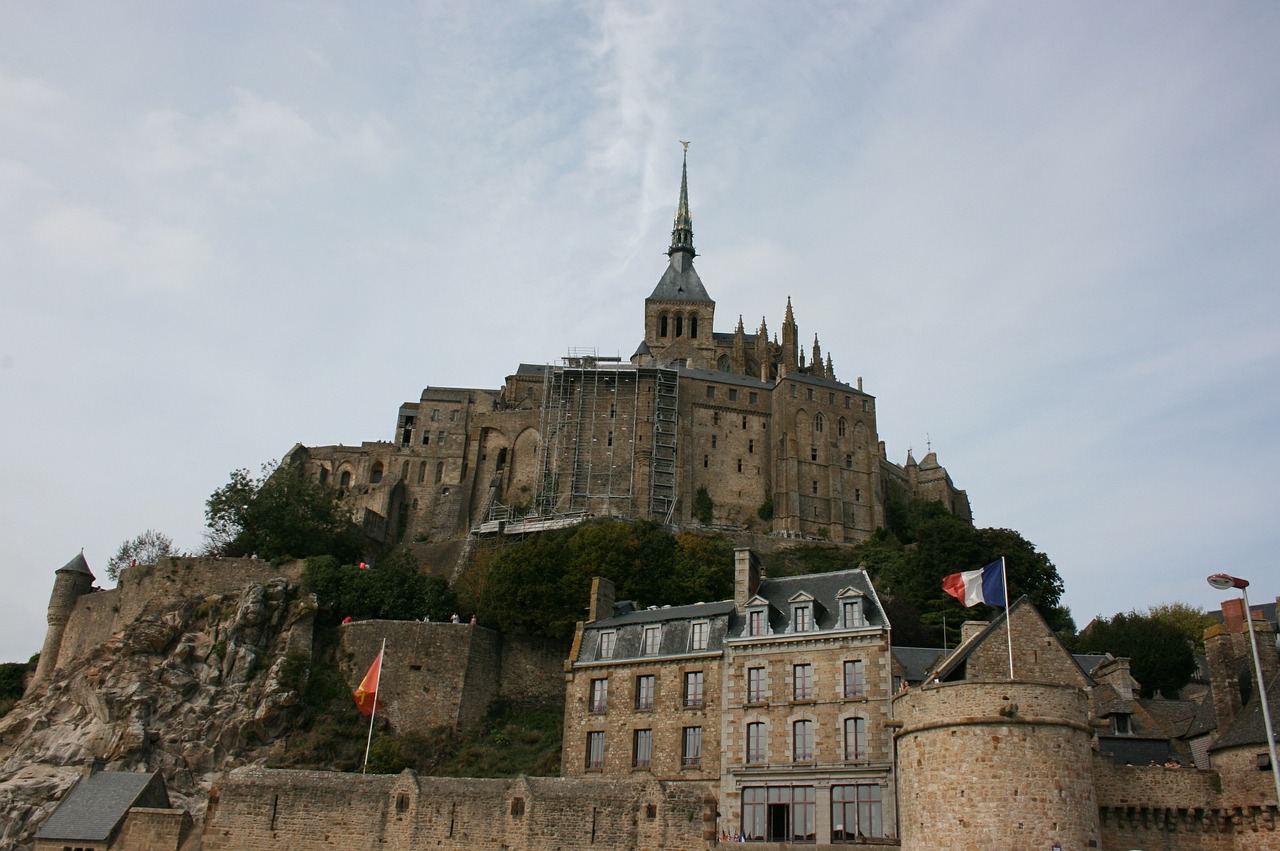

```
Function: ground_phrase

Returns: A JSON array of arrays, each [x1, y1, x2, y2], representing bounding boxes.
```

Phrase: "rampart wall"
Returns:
[[201, 766, 715, 851], [339, 620, 567, 733], [54, 557, 305, 675]]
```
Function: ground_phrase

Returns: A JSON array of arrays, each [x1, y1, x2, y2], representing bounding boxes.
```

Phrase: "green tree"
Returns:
[[303, 551, 458, 624], [205, 461, 364, 562], [693, 487, 713, 524], [106, 529, 175, 581], [1146, 602, 1216, 652], [1073, 611, 1197, 698], [671, 533, 734, 603]]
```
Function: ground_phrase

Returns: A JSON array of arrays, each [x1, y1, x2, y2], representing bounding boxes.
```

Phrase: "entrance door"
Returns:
[[767, 803, 789, 842]]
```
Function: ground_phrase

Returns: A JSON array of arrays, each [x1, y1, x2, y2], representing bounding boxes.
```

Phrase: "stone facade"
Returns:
[[564, 550, 898, 844], [285, 153, 969, 553]]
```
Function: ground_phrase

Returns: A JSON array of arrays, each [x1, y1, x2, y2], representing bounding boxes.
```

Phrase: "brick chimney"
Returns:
[[1092, 656, 1136, 701], [734, 548, 762, 611], [960, 620, 989, 646]]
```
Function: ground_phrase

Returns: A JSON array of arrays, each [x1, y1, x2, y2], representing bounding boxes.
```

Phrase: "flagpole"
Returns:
[[1002, 556, 1014, 679], [362, 637, 386, 774]]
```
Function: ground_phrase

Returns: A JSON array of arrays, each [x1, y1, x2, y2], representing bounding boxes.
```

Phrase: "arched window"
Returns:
[[675, 314, 684, 337], [339, 470, 351, 489], [659, 314, 669, 337], [318, 467, 329, 485], [815, 413, 824, 433], [435, 462, 444, 484], [838, 417, 847, 438], [689, 314, 698, 338], [370, 462, 383, 484]]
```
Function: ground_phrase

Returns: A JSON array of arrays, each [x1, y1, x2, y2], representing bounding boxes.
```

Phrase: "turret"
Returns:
[[781, 298, 798, 375], [30, 552, 96, 691]]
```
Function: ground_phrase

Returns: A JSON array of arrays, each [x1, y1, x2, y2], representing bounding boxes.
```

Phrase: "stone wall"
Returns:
[[53, 557, 306, 677], [339, 620, 567, 734], [111, 807, 193, 851], [200, 766, 716, 851], [893, 680, 1099, 851]]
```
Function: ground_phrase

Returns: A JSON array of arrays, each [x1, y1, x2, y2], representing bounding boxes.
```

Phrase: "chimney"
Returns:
[[960, 621, 988, 646], [587, 577, 615, 623], [1204, 622, 1247, 734], [1092, 656, 1136, 701], [734, 548, 762, 611], [83, 756, 105, 779]]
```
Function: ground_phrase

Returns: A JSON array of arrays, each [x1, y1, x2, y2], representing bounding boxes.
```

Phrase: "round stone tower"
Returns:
[[894, 679, 1100, 850], [29, 552, 96, 691]]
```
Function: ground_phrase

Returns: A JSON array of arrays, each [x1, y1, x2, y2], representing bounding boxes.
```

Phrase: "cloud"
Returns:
[[0, 72, 68, 137], [29, 204, 213, 292]]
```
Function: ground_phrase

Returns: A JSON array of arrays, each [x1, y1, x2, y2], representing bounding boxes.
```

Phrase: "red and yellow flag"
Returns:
[[353, 650, 383, 716]]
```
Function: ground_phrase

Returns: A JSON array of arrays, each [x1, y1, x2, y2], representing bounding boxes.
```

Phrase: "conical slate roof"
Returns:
[[58, 552, 93, 576], [647, 145, 712, 304]]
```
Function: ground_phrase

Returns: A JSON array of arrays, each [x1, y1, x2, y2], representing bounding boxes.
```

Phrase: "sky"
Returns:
[[2, 1, 1277, 663]]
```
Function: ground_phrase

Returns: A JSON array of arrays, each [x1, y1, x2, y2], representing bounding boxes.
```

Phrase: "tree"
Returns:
[[1146, 602, 1216, 652], [106, 530, 175, 581], [693, 487, 713, 525], [205, 461, 364, 562], [303, 551, 459, 624], [1073, 611, 1198, 698]]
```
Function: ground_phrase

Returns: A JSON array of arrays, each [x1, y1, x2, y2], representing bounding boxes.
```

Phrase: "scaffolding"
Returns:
[[649, 367, 679, 521]]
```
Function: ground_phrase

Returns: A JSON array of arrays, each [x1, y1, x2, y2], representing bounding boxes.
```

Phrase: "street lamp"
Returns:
[[1207, 573, 1280, 806]]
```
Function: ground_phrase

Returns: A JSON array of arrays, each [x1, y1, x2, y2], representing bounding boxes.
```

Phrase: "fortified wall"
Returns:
[[40, 556, 306, 688], [201, 766, 716, 851], [339, 620, 567, 733]]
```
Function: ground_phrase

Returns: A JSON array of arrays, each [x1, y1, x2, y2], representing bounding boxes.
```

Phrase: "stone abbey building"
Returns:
[[284, 151, 969, 548]]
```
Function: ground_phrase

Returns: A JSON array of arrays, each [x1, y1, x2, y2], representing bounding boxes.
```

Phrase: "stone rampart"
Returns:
[[893, 680, 1098, 851], [339, 620, 567, 733], [200, 766, 715, 851], [53, 558, 305, 676]]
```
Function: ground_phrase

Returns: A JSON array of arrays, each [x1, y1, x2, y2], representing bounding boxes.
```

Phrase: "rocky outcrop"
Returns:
[[0, 576, 314, 850]]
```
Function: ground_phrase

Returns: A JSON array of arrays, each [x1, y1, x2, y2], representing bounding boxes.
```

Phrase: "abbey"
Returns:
[[285, 151, 970, 547]]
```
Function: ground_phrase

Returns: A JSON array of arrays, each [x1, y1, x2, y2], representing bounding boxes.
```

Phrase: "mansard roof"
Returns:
[[751, 567, 888, 631], [36, 770, 169, 841], [590, 599, 736, 629]]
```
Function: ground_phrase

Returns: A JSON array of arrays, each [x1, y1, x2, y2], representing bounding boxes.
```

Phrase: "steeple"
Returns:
[[668, 142, 695, 258]]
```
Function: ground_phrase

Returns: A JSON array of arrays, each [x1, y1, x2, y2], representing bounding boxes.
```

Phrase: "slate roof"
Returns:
[[59, 552, 93, 576], [735, 568, 888, 638], [648, 254, 712, 303], [929, 597, 1093, 684], [1210, 673, 1280, 752], [678, 366, 771, 389], [593, 599, 736, 629], [892, 647, 946, 683], [35, 770, 169, 841]]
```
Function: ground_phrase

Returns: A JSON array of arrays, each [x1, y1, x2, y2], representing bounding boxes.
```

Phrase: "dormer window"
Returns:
[[838, 589, 867, 628], [793, 604, 813, 633], [597, 630, 616, 660], [748, 608, 768, 637], [642, 625, 661, 656], [690, 621, 709, 651], [1111, 713, 1132, 736]]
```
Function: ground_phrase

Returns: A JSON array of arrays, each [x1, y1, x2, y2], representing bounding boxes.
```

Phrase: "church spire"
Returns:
[[668, 142, 695, 258]]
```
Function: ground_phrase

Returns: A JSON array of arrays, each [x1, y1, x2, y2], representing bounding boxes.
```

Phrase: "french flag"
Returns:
[[942, 559, 1006, 608]]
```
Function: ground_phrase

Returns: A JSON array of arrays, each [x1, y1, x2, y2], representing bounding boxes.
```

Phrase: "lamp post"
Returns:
[[1207, 573, 1280, 806]]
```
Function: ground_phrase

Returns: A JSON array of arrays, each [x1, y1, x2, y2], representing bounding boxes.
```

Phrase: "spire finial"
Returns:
[[669, 142, 695, 258]]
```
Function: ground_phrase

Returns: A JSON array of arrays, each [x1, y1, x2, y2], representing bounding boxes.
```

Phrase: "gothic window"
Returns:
[[717, 355, 732, 372], [370, 462, 383, 484], [838, 417, 847, 437], [339, 470, 351, 489], [318, 467, 329, 485], [815, 413, 824, 433]]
